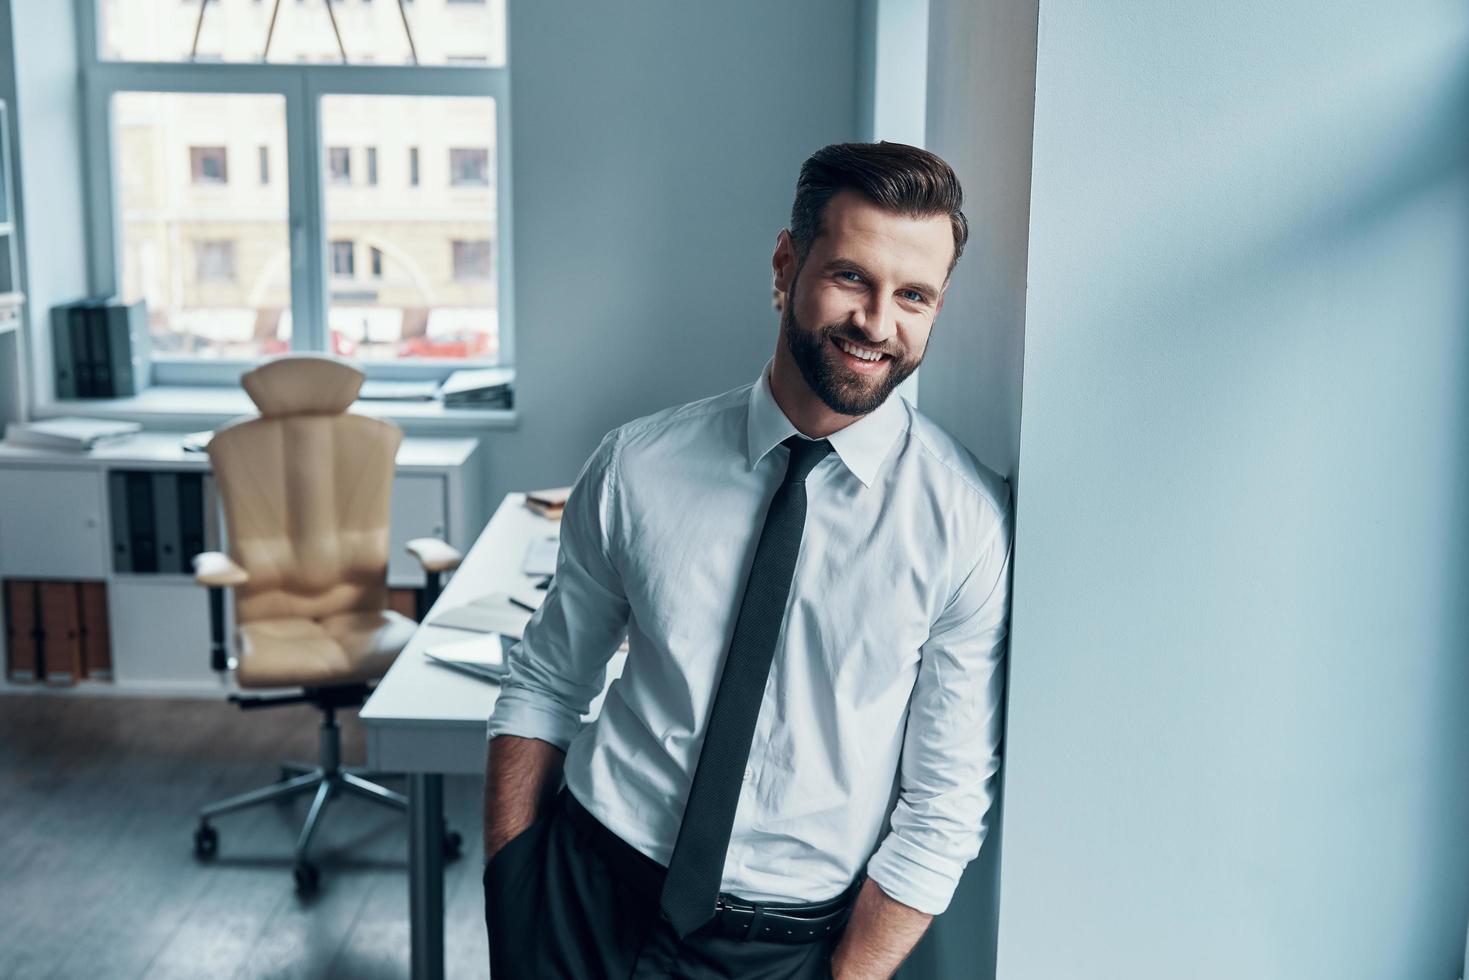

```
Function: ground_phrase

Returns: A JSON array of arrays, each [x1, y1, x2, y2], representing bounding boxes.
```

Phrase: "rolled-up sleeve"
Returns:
[[865, 487, 1014, 915], [485, 427, 631, 751]]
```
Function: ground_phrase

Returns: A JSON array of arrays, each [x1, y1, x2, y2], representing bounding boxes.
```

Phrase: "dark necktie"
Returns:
[[658, 434, 833, 938]]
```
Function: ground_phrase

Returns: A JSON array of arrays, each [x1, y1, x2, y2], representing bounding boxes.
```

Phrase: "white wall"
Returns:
[[996, 2, 1469, 977], [493, 0, 861, 505], [0, 0, 89, 421], [900, 2, 1036, 977]]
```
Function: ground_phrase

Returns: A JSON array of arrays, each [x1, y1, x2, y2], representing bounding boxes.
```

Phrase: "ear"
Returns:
[[935, 291, 946, 316], [772, 230, 798, 293]]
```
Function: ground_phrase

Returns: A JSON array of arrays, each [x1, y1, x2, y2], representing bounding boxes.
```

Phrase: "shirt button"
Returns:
[[743, 767, 753, 781]]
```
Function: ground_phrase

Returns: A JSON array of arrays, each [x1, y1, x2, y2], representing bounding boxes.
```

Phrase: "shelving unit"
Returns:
[[0, 99, 21, 337], [0, 433, 485, 697]]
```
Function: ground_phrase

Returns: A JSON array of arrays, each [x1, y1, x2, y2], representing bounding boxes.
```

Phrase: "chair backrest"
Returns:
[[207, 355, 403, 625]]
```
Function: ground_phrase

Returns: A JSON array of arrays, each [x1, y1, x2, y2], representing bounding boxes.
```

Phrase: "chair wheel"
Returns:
[[293, 860, 320, 895], [194, 824, 219, 860], [442, 830, 463, 861]]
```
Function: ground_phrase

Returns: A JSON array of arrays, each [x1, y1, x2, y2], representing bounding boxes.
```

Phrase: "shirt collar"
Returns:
[[745, 357, 908, 489]]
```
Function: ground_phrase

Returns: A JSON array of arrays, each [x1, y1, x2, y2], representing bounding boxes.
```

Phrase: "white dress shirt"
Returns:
[[486, 358, 1013, 915]]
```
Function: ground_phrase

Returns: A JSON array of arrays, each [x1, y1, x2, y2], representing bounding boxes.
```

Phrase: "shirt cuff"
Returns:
[[485, 684, 584, 752], [864, 829, 966, 916]]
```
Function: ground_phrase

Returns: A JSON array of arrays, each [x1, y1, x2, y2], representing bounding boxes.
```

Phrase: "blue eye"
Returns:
[[838, 270, 863, 283], [901, 290, 925, 303]]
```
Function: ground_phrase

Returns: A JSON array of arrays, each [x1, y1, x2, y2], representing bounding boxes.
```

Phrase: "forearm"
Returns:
[[483, 734, 566, 860], [829, 878, 934, 980]]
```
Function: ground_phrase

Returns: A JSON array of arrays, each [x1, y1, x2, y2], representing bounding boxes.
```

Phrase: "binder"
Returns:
[[125, 472, 158, 573], [78, 582, 112, 680], [88, 301, 113, 397], [202, 474, 221, 552], [4, 580, 39, 682], [108, 471, 133, 572], [51, 304, 75, 398], [152, 472, 182, 574], [69, 303, 94, 397], [39, 581, 83, 685], [105, 300, 150, 397], [177, 472, 206, 567]]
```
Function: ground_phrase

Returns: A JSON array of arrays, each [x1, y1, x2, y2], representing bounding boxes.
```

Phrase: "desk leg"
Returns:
[[408, 773, 445, 980]]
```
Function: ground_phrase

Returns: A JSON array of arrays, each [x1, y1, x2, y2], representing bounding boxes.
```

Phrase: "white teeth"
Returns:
[[837, 339, 884, 362]]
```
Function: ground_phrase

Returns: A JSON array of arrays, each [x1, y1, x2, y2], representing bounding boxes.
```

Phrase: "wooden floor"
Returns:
[[0, 694, 491, 980]]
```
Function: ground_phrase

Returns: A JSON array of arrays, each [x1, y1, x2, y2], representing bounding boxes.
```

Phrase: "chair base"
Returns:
[[193, 695, 461, 894]]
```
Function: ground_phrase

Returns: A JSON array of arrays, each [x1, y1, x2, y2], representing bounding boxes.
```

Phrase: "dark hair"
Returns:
[[789, 141, 969, 276]]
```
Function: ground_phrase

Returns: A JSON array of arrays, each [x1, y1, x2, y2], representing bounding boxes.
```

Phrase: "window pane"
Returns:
[[190, 146, 228, 185], [448, 148, 490, 187], [98, 0, 506, 67], [114, 92, 291, 360], [328, 147, 351, 185], [321, 94, 498, 362], [331, 240, 355, 278]]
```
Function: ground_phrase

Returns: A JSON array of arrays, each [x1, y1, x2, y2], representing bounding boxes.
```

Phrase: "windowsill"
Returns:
[[34, 386, 518, 432]]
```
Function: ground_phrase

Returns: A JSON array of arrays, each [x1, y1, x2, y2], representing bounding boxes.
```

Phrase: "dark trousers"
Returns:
[[484, 788, 843, 979]]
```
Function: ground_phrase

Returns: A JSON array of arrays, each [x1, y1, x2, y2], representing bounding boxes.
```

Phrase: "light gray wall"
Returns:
[[0, 0, 88, 422], [899, 1, 1036, 978], [996, 2, 1469, 977], [491, 0, 861, 505]]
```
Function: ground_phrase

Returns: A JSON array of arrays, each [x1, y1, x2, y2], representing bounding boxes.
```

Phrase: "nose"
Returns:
[[849, 292, 898, 347]]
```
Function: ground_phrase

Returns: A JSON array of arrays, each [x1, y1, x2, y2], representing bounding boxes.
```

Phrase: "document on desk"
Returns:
[[429, 592, 534, 637], [522, 534, 560, 576], [425, 633, 511, 683]]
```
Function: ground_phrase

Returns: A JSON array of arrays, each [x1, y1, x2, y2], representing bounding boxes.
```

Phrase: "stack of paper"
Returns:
[[525, 486, 571, 521], [430, 593, 535, 637], [4, 417, 141, 451], [425, 633, 510, 683]]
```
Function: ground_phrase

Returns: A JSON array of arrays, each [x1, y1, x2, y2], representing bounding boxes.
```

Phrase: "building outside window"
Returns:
[[87, 0, 509, 372], [189, 146, 228, 184], [195, 240, 236, 282], [449, 148, 489, 187], [331, 240, 355, 278]]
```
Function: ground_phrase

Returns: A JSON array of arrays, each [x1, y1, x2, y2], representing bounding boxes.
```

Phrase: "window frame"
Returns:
[[76, 0, 515, 386]]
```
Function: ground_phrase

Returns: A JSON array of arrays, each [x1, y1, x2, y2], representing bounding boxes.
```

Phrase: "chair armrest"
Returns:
[[405, 537, 463, 574], [194, 551, 249, 587]]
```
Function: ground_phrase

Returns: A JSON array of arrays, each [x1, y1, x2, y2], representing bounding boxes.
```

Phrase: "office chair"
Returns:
[[189, 354, 464, 894]]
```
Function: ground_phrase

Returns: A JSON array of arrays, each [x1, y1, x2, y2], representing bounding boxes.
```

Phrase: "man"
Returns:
[[483, 142, 1013, 979]]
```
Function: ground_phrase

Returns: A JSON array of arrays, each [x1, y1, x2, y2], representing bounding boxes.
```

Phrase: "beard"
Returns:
[[780, 275, 925, 417]]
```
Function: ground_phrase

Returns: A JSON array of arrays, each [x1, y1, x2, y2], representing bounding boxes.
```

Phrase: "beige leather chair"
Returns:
[[189, 355, 463, 894]]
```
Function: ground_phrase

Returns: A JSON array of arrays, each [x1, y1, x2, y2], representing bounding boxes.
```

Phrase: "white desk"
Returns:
[[361, 492, 625, 980]]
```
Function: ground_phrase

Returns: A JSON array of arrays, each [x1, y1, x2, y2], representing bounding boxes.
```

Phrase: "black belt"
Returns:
[[562, 790, 861, 945]]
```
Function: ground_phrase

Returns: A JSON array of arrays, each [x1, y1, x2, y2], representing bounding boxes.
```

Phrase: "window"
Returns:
[[190, 146, 228, 184], [98, 0, 506, 66], [452, 240, 492, 281], [328, 147, 351, 185], [323, 95, 498, 361], [449, 148, 490, 186], [83, 0, 511, 381], [195, 240, 236, 282], [331, 240, 355, 278]]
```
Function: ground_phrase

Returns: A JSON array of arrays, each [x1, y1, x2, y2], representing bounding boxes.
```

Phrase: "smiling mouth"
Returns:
[[831, 336, 891, 364]]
